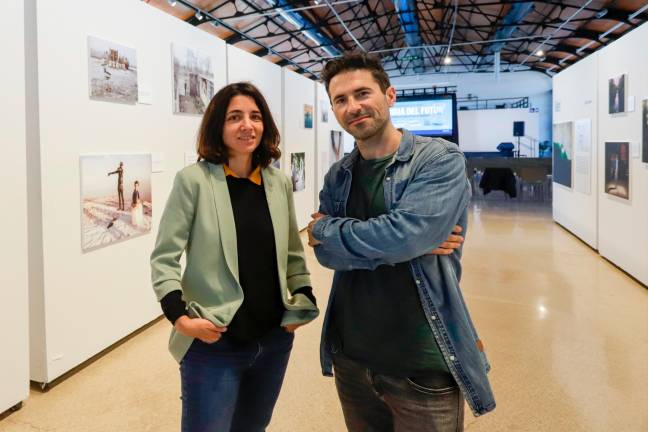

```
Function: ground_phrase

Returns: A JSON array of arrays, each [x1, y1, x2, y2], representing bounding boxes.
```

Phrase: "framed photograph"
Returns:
[[608, 74, 626, 114], [291, 152, 305, 191], [552, 121, 573, 188], [303, 104, 313, 129], [320, 100, 329, 123], [330, 130, 343, 167], [604, 142, 630, 200], [80, 154, 152, 252], [642, 99, 648, 163], [88, 36, 138, 104], [171, 43, 214, 114]]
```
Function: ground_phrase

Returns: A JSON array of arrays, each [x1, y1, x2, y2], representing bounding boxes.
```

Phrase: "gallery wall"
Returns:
[[0, 0, 29, 412], [552, 21, 648, 286], [595, 22, 648, 285], [283, 69, 317, 229], [28, 0, 227, 383], [227, 45, 284, 167], [552, 54, 599, 249], [458, 108, 540, 156], [315, 83, 345, 210]]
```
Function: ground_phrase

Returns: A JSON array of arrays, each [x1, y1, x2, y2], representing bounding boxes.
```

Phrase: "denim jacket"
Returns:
[[313, 129, 496, 416]]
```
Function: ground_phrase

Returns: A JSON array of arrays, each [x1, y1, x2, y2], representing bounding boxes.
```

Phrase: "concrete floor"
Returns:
[[1, 201, 647, 432]]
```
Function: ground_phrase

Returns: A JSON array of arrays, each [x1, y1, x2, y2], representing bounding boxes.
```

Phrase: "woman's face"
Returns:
[[222, 95, 264, 159]]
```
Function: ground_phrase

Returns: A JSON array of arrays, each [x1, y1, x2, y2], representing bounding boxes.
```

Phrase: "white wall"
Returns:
[[315, 83, 347, 209], [552, 54, 599, 249], [458, 108, 539, 156], [596, 22, 648, 285], [283, 69, 316, 229], [0, 0, 29, 412], [227, 45, 284, 167], [28, 0, 227, 383]]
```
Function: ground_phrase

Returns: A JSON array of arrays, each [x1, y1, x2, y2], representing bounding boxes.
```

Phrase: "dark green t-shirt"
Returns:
[[331, 153, 449, 376]]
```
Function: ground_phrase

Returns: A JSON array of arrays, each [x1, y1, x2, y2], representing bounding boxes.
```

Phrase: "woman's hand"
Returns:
[[174, 316, 227, 343]]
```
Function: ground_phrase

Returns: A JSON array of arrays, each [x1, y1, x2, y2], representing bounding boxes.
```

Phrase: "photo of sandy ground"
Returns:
[[172, 43, 214, 114], [80, 154, 152, 252], [88, 36, 138, 104]]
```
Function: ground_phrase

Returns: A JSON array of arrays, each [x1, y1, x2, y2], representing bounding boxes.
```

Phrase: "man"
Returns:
[[307, 54, 495, 431], [108, 161, 125, 210]]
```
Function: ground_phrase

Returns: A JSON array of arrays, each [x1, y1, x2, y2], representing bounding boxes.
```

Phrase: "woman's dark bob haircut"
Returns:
[[197, 82, 281, 168]]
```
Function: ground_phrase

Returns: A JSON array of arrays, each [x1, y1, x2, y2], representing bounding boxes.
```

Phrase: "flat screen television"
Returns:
[[390, 94, 459, 145]]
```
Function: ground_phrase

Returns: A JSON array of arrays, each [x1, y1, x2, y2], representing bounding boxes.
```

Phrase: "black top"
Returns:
[[160, 172, 315, 343], [330, 153, 449, 376]]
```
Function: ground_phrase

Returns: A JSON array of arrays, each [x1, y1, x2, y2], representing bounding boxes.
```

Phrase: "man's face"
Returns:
[[328, 69, 396, 141]]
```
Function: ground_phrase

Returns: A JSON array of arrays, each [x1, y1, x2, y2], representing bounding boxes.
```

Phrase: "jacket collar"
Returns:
[[341, 128, 415, 171]]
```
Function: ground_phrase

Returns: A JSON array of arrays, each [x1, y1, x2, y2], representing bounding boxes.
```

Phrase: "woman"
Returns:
[[130, 180, 143, 228], [150, 82, 319, 431]]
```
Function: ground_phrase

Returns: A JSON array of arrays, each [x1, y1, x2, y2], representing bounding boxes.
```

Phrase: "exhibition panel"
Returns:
[[552, 54, 599, 249], [28, 0, 227, 383], [596, 22, 648, 286], [315, 83, 346, 211], [0, 0, 29, 413], [282, 69, 317, 229]]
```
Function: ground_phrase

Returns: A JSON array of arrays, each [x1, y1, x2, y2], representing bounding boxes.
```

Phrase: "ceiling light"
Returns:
[[444, 56, 452, 64], [536, 50, 544, 56], [167, 0, 177, 6], [195, 10, 203, 20]]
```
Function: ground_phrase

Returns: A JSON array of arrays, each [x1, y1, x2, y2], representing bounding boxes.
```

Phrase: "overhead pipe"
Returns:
[[394, 0, 425, 73]]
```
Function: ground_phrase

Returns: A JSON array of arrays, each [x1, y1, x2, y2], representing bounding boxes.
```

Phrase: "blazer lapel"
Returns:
[[262, 168, 288, 265], [206, 163, 239, 283]]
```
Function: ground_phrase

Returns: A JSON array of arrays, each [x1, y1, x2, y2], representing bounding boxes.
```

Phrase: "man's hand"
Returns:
[[174, 316, 227, 344], [427, 225, 464, 256], [283, 323, 306, 333], [307, 212, 326, 247]]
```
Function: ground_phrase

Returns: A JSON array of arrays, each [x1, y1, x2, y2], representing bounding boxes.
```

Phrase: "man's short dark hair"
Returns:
[[321, 53, 391, 95], [197, 82, 281, 168]]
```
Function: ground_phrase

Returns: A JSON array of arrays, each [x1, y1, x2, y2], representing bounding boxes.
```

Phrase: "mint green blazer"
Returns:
[[150, 161, 319, 362]]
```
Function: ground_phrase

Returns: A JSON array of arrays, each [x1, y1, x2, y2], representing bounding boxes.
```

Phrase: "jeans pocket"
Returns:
[[406, 376, 457, 396]]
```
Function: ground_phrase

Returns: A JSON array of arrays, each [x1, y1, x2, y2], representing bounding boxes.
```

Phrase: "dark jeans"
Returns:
[[333, 353, 465, 432], [179, 327, 294, 432]]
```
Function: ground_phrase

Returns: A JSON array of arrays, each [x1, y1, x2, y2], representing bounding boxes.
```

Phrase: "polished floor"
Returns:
[[2, 201, 647, 432]]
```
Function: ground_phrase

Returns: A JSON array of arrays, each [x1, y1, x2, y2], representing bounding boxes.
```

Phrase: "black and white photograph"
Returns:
[[87, 36, 138, 104], [330, 130, 343, 167], [604, 142, 630, 200], [80, 154, 152, 252], [608, 74, 626, 114], [291, 152, 305, 192], [320, 100, 329, 123], [172, 43, 214, 114]]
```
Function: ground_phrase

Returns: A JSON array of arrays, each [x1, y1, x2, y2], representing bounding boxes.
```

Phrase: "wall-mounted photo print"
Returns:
[[604, 142, 630, 200], [80, 154, 152, 252], [320, 100, 329, 123], [88, 36, 138, 104], [608, 74, 626, 114], [304, 104, 314, 129], [171, 44, 214, 114], [642, 99, 648, 163], [552, 121, 573, 188], [291, 152, 305, 192], [330, 130, 343, 167]]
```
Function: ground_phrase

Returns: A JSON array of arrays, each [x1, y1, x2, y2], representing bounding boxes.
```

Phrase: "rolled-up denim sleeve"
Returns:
[[312, 151, 470, 265]]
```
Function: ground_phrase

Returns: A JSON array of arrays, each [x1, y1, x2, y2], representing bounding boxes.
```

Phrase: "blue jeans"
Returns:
[[179, 327, 294, 432], [333, 353, 465, 432]]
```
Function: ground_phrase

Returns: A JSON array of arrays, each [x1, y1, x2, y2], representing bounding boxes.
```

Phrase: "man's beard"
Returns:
[[346, 112, 387, 141]]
